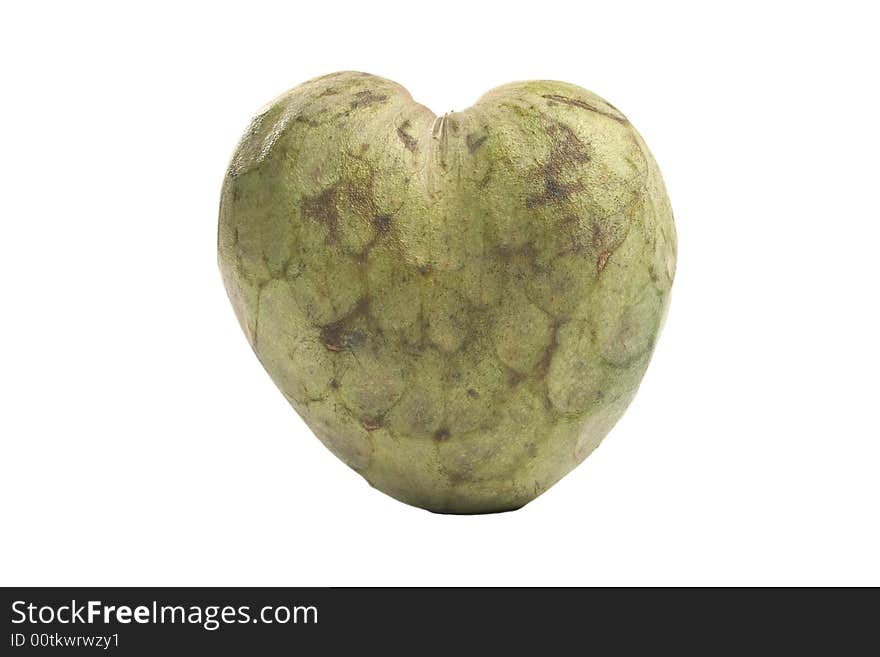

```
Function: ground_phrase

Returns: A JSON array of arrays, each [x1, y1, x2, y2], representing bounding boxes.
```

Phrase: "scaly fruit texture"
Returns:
[[218, 72, 676, 513]]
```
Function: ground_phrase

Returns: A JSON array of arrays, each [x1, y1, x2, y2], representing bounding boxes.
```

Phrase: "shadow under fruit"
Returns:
[[218, 71, 677, 513]]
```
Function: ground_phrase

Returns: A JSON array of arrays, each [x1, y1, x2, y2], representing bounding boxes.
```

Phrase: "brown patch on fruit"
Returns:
[[541, 94, 628, 124], [302, 187, 340, 241], [527, 177, 583, 207], [361, 415, 384, 431], [526, 122, 591, 208], [349, 90, 388, 110], [499, 101, 531, 120], [373, 214, 392, 233], [495, 241, 538, 263], [535, 321, 562, 378], [319, 298, 370, 352], [396, 122, 419, 153], [591, 223, 605, 248], [466, 132, 487, 154], [319, 325, 346, 352], [494, 241, 548, 275], [556, 211, 628, 272], [294, 115, 320, 128], [354, 213, 395, 263]]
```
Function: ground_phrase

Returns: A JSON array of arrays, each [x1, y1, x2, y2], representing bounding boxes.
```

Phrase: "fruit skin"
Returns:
[[218, 71, 676, 513]]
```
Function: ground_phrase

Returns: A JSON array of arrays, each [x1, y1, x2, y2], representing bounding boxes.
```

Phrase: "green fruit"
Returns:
[[218, 71, 676, 513]]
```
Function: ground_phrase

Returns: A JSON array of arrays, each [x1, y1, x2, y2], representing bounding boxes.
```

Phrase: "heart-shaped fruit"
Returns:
[[218, 72, 676, 513]]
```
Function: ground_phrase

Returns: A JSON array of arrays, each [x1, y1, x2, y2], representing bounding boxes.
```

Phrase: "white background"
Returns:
[[2, 1, 878, 586]]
